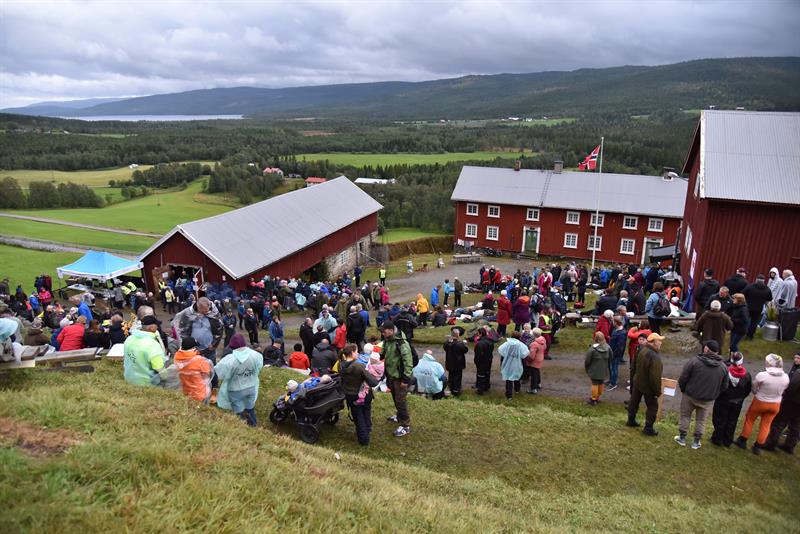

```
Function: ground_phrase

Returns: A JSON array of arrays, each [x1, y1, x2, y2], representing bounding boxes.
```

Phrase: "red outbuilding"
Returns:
[[139, 177, 382, 291], [451, 165, 687, 265], [679, 110, 800, 308]]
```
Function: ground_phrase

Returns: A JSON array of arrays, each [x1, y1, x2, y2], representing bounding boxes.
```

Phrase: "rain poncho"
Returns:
[[498, 338, 527, 381], [215, 346, 264, 411], [412, 352, 445, 395], [123, 329, 166, 386]]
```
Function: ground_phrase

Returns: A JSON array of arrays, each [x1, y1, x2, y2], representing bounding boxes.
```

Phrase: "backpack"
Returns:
[[653, 294, 671, 317], [530, 294, 544, 313]]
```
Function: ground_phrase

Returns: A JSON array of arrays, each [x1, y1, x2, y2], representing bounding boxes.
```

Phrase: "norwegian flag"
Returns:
[[577, 144, 600, 171]]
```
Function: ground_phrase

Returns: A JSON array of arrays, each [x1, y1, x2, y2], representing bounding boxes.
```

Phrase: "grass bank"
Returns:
[[0, 362, 797, 531], [379, 228, 451, 243], [0, 244, 81, 291]]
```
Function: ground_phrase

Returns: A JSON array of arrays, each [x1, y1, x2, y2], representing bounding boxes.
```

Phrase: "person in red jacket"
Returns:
[[288, 343, 311, 371], [492, 269, 503, 291], [481, 270, 491, 292], [595, 309, 614, 343], [496, 290, 513, 336], [56, 316, 86, 351], [333, 319, 347, 351]]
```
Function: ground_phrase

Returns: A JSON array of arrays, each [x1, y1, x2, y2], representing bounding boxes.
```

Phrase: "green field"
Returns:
[[0, 244, 81, 291], [380, 227, 451, 243], [0, 218, 155, 253], [1, 165, 155, 188], [5, 181, 231, 234], [0, 362, 797, 531], [297, 151, 526, 166]]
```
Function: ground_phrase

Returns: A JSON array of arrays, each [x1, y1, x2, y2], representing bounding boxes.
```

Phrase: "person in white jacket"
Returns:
[[735, 354, 790, 454]]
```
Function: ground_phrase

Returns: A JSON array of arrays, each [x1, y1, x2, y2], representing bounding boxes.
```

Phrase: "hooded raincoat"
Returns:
[[498, 338, 527, 381]]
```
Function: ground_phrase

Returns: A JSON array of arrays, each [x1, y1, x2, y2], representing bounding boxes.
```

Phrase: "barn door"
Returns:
[[151, 265, 170, 299]]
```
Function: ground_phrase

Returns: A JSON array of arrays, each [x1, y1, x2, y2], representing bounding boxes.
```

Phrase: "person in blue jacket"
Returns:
[[268, 315, 284, 354], [430, 286, 440, 307]]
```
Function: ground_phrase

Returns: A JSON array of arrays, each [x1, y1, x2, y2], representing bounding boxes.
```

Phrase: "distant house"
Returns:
[[287, 173, 302, 179], [305, 177, 327, 187], [355, 177, 396, 185], [262, 167, 284, 176], [128, 163, 139, 169]]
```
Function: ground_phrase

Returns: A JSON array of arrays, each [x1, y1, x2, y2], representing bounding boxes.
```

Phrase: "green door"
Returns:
[[524, 228, 538, 255]]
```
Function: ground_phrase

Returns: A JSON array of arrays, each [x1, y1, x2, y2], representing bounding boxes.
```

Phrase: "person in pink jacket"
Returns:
[[525, 328, 547, 394], [735, 353, 790, 454]]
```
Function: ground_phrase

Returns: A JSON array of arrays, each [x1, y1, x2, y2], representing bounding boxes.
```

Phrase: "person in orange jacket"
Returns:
[[174, 337, 214, 403]]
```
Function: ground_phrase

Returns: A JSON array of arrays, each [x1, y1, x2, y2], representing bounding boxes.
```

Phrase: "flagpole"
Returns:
[[590, 137, 604, 272]]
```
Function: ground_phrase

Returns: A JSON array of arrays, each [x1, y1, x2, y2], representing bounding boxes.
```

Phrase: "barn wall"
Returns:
[[679, 148, 708, 286], [454, 200, 681, 264]]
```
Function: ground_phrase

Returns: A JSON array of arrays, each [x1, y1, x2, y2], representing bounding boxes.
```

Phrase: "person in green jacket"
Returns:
[[626, 333, 665, 436], [381, 320, 414, 437], [585, 331, 611, 405], [123, 315, 166, 386], [215, 334, 264, 426]]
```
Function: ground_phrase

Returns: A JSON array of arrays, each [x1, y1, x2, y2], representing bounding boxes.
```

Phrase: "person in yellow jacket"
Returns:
[[416, 293, 430, 326]]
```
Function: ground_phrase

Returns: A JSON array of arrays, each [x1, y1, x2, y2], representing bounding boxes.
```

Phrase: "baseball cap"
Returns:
[[647, 333, 665, 342], [141, 315, 162, 326]]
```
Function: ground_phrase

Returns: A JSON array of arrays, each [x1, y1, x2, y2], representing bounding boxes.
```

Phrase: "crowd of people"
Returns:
[[0, 258, 797, 455]]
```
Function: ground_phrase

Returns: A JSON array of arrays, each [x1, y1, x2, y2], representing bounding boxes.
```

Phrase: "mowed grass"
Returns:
[[297, 151, 526, 166], [1, 165, 154, 188], [379, 227, 451, 243], [0, 362, 797, 532], [5, 181, 232, 234], [0, 244, 81, 291], [0, 218, 155, 253]]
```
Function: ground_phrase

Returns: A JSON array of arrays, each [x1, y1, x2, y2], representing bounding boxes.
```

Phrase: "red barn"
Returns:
[[139, 177, 382, 291], [451, 165, 686, 264], [679, 110, 800, 308]]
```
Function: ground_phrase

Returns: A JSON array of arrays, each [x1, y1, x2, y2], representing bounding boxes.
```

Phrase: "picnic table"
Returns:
[[452, 253, 482, 264]]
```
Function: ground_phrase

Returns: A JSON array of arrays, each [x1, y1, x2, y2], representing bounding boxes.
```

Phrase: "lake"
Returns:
[[61, 115, 244, 122]]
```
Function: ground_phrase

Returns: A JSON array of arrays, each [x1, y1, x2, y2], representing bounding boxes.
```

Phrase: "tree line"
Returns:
[[0, 177, 104, 208]]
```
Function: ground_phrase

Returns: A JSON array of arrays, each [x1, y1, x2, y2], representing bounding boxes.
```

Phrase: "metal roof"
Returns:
[[451, 166, 687, 218], [698, 110, 800, 205], [140, 177, 382, 279]]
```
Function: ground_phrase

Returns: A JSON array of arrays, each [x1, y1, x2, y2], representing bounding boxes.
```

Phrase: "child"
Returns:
[[174, 337, 214, 403], [357, 351, 384, 405], [287, 343, 310, 371]]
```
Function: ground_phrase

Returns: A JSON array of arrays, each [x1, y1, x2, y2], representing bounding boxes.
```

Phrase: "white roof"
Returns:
[[355, 177, 395, 185], [451, 166, 687, 218], [140, 177, 382, 279], [696, 110, 800, 205]]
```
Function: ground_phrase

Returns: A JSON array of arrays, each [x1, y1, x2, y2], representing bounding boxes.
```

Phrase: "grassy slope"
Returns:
[[379, 228, 451, 243], [0, 363, 796, 532], [0, 218, 156, 253], [297, 151, 525, 166], [0, 244, 81, 291], [5, 181, 231, 234], [1, 166, 154, 187]]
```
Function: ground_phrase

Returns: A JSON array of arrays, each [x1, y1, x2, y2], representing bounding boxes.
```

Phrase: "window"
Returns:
[[486, 225, 499, 241], [339, 251, 348, 266], [487, 205, 500, 218], [648, 218, 664, 232], [622, 215, 638, 230], [465, 223, 478, 238], [684, 225, 693, 253], [620, 238, 636, 255], [566, 211, 580, 225], [526, 207, 540, 221], [590, 213, 605, 227], [588, 235, 603, 251], [466, 203, 478, 216], [563, 233, 578, 249]]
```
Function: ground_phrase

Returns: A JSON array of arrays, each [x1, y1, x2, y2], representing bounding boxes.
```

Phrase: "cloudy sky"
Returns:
[[1, 0, 798, 108]]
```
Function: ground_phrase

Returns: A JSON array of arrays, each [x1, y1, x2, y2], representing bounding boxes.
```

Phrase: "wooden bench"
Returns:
[[452, 253, 482, 264]]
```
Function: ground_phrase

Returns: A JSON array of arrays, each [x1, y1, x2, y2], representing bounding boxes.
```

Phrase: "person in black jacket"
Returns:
[[474, 328, 495, 394], [711, 352, 752, 447], [729, 294, 750, 354], [107, 315, 127, 346], [675, 341, 729, 449], [694, 269, 720, 311], [345, 307, 366, 348], [595, 288, 618, 316], [443, 328, 468, 396], [628, 283, 646, 316], [705, 286, 733, 316], [742, 275, 773, 339], [723, 268, 748, 295], [340, 344, 380, 446], [394, 308, 418, 341], [299, 317, 315, 357], [763, 352, 800, 453]]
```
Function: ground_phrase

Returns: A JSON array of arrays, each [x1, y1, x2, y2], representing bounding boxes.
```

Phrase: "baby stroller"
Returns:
[[269, 374, 346, 444]]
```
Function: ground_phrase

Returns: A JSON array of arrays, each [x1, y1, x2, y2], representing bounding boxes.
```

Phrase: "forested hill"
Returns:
[[4, 57, 799, 120]]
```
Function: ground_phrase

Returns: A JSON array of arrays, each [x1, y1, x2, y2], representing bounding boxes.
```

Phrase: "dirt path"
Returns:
[[0, 213, 161, 238], [0, 234, 139, 259]]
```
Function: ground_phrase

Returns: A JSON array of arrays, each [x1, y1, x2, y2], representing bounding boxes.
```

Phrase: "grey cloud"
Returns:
[[1, 0, 798, 108]]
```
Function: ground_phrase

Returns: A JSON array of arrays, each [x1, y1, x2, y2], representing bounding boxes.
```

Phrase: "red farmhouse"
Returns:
[[451, 165, 687, 264], [139, 177, 382, 291], [679, 110, 800, 307]]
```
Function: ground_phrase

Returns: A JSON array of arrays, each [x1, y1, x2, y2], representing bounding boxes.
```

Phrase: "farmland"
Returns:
[[0, 218, 156, 253], [0, 244, 81, 290], [297, 151, 528, 166], [0, 165, 155, 187]]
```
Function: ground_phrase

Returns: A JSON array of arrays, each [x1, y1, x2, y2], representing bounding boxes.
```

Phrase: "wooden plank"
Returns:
[[36, 348, 100, 365], [657, 378, 678, 421]]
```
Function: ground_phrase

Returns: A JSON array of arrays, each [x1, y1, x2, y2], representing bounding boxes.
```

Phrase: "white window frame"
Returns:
[[590, 212, 605, 227], [641, 237, 664, 264], [620, 238, 636, 255], [465, 223, 478, 239], [487, 205, 501, 218], [566, 211, 580, 225], [486, 225, 499, 241], [466, 203, 478, 216], [588, 235, 603, 251], [526, 207, 540, 221], [563, 233, 578, 249], [622, 215, 638, 230], [648, 217, 664, 232], [684, 225, 692, 254]]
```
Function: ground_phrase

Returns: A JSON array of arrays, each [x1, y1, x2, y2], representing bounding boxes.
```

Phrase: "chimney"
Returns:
[[553, 160, 563, 174], [514, 160, 521, 171]]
